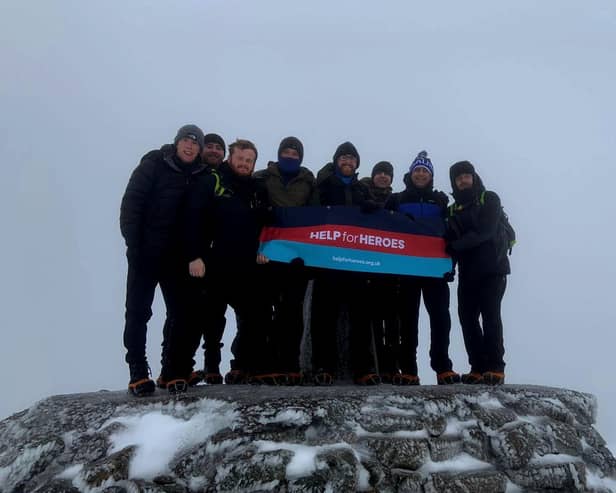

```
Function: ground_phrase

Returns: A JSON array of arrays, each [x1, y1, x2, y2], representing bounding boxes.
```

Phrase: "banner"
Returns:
[[258, 206, 452, 277]]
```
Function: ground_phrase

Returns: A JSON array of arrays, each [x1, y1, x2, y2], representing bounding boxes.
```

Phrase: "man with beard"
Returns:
[[311, 142, 378, 386], [386, 151, 460, 386], [161, 139, 270, 391], [201, 133, 226, 169], [446, 160, 510, 385], [120, 124, 208, 396], [254, 136, 318, 385]]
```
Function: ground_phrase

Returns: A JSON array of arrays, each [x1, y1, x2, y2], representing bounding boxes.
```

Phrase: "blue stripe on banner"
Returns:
[[260, 240, 452, 278]]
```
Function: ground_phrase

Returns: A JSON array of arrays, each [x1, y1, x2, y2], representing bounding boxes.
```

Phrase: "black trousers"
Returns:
[[398, 276, 453, 375], [458, 274, 507, 373], [123, 259, 184, 365], [366, 276, 401, 376], [259, 262, 309, 373], [311, 272, 374, 377], [165, 269, 271, 379]]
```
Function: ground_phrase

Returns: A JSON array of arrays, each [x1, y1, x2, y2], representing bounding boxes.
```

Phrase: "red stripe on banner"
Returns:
[[259, 224, 448, 258]]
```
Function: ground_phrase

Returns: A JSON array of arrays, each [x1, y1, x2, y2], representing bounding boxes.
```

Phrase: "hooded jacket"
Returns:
[[120, 144, 208, 264], [254, 162, 318, 207], [359, 177, 392, 208], [316, 162, 369, 207], [446, 169, 510, 279]]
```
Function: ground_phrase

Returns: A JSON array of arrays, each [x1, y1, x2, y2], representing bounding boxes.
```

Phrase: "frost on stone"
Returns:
[[0, 384, 615, 492]]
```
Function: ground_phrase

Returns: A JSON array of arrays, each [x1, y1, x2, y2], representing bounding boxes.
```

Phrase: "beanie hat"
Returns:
[[174, 124, 205, 150], [371, 161, 394, 179], [449, 160, 476, 185], [333, 141, 360, 169], [278, 136, 304, 165], [203, 133, 226, 153], [409, 150, 433, 176]]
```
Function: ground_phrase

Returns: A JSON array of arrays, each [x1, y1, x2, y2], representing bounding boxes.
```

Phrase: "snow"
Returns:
[[529, 453, 582, 465], [103, 399, 237, 480], [418, 452, 493, 474], [587, 469, 616, 491], [257, 408, 311, 426], [0, 442, 57, 491], [443, 418, 478, 437]]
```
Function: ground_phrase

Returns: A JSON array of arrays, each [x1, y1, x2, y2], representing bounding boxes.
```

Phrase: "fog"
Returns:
[[1, 0, 615, 445]]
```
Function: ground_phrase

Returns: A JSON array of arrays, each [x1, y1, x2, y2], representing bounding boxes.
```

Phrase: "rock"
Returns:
[[1, 384, 615, 492]]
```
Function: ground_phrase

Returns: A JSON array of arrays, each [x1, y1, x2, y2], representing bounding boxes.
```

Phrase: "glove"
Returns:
[[443, 271, 455, 283], [290, 257, 305, 270]]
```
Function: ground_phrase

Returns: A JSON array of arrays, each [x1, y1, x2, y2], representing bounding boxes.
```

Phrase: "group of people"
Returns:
[[120, 124, 511, 396]]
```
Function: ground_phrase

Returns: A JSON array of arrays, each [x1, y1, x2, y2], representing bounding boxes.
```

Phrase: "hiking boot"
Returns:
[[314, 370, 334, 386], [156, 375, 168, 389], [437, 371, 461, 385], [483, 371, 505, 385], [203, 372, 223, 385], [285, 372, 303, 386], [167, 379, 188, 394], [248, 373, 286, 385], [392, 373, 420, 386], [128, 362, 155, 397], [187, 370, 204, 386], [379, 373, 393, 384], [354, 373, 381, 386], [461, 372, 484, 384], [224, 369, 247, 385]]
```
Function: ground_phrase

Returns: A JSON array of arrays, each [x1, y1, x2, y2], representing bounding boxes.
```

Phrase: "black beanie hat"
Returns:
[[278, 136, 304, 165], [203, 133, 226, 154], [449, 160, 476, 186], [371, 161, 394, 179], [333, 141, 360, 168], [174, 124, 205, 150]]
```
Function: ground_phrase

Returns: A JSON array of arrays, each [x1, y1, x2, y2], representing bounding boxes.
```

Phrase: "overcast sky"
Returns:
[[1, 0, 615, 445]]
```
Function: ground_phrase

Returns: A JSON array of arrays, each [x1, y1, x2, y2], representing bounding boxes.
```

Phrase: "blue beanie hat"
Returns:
[[409, 150, 434, 176]]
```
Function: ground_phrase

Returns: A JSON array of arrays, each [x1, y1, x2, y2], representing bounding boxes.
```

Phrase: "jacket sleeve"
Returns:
[[119, 157, 157, 252], [450, 191, 501, 252], [184, 175, 216, 263]]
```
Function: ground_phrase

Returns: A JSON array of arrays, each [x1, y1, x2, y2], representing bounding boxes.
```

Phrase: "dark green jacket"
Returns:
[[359, 177, 392, 208], [254, 161, 319, 207]]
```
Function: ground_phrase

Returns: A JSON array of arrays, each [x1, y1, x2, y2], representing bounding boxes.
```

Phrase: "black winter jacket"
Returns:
[[446, 187, 511, 280], [316, 163, 369, 207], [185, 162, 262, 275], [120, 145, 208, 264]]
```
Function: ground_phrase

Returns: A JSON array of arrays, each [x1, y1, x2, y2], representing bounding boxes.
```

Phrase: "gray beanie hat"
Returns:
[[174, 124, 205, 150]]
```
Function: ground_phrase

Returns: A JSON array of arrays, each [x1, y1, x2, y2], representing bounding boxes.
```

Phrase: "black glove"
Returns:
[[443, 271, 455, 283]]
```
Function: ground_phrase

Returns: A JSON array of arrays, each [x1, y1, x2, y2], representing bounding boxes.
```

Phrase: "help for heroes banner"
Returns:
[[258, 206, 452, 277]]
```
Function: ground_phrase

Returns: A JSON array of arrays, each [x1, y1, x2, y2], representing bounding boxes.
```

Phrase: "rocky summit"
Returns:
[[1, 385, 615, 492]]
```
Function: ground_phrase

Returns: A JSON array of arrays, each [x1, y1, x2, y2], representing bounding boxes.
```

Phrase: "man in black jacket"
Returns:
[[386, 151, 460, 386], [311, 142, 378, 386], [161, 139, 270, 391], [446, 160, 510, 385], [120, 124, 208, 396]]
